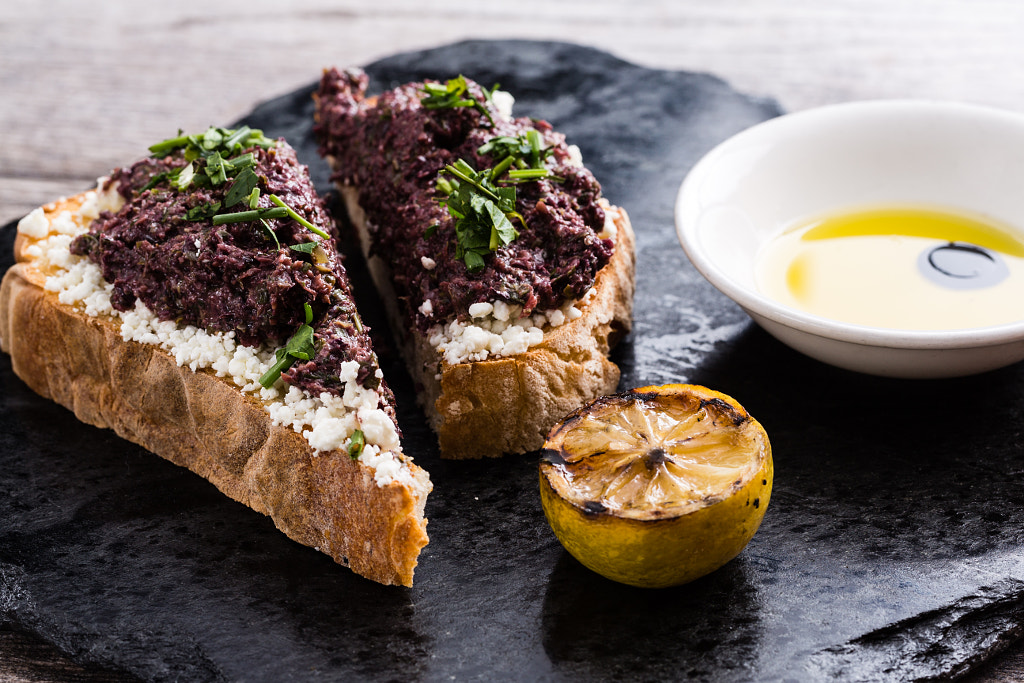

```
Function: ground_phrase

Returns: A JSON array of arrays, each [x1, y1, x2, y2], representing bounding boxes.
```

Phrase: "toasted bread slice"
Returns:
[[316, 71, 637, 458], [2, 188, 431, 586], [343, 189, 636, 458]]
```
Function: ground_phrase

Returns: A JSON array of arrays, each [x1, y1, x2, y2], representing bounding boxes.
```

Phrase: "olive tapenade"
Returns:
[[70, 127, 390, 406], [314, 69, 614, 334]]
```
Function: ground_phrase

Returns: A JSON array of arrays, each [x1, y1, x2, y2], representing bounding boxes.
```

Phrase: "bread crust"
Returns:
[[1, 194, 430, 586], [341, 186, 636, 459]]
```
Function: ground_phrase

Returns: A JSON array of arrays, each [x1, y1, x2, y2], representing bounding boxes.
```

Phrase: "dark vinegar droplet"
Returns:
[[918, 242, 1009, 290]]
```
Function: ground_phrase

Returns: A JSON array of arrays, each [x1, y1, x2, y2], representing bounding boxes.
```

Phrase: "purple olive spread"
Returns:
[[69, 128, 389, 405], [314, 68, 614, 333]]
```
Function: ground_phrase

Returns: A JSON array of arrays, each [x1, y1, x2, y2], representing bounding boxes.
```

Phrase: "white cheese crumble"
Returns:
[[21, 183, 410, 488], [427, 288, 596, 366], [423, 205, 620, 366], [407, 91, 614, 366], [492, 90, 515, 121]]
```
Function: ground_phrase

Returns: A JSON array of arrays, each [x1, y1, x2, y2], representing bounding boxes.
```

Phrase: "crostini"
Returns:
[[314, 70, 636, 459], [0, 127, 431, 586]]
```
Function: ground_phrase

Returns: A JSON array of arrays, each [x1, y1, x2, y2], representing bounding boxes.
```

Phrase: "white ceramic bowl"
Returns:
[[675, 100, 1024, 379]]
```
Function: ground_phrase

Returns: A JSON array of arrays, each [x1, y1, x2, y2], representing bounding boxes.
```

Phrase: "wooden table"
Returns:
[[2, 1, 1023, 680]]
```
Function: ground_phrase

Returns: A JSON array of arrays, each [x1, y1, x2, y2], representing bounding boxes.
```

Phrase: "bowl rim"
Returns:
[[675, 98, 1024, 352]]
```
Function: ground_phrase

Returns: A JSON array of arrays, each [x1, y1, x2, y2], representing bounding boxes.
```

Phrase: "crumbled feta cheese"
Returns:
[[427, 291, 589, 365], [420, 256, 436, 270], [17, 208, 49, 239], [566, 144, 584, 168], [599, 206, 619, 242], [492, 300, 511, 322], [492, 90, 515, 121], [468, 302, 493, 319], [418, 299, 433, 316]]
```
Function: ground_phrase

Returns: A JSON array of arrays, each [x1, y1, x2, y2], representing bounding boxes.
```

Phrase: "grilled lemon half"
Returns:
[[539, 384, 773, 588]]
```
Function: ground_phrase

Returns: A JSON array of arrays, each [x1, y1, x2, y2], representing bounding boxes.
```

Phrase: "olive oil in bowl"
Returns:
[[756, 206, 1024, 331]]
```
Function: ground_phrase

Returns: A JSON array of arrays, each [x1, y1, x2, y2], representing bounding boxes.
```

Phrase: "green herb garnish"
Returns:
[[148, 126, 275, 159], [211, 206, 289, 225], [147, 127, 333, 251], [186, 202, 222, 221], [258, 302, 317, 389], [224, 167, 259, 208], [268, 194, 330, 240], [204, 151, 228, 186], [437, 159, 521, 272], [289, 242, 318, 254], [347, 429, 365, 460], [260, 219, 280, 249], [173, 162, 196, 191], [478, 130, 561, 182], [420, 75, 497, 126]]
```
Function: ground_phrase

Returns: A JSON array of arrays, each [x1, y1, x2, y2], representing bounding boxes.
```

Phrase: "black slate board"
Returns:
[[3, 39, 1024, 682]]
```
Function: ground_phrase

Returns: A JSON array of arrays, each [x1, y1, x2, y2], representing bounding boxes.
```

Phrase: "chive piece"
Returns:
[[347, 430, 365, 460], [507, 168, 553, 181], [257, 307, 318, 388], [260, 219, 280, 249], [223, 152, 256, 173], [148, 132, 189, 157], [489, 155, 516, 181], [268, 194, 330, 239], [258, 351, 294, 389], [248, 187, 261, 209], [211, 207, 288, 225], [220, 126, 252, 150], [526, 129, 543, 166]]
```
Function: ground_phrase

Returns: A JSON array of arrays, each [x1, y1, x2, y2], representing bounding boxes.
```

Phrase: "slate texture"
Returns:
[[2, 40, 1023, 682]]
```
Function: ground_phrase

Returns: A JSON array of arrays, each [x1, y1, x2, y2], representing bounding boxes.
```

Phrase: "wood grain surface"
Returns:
[[3, 1, 1024, 680]]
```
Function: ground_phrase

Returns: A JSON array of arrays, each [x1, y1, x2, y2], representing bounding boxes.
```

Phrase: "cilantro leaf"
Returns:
[[225, 167, 259, 208], [289, 242, 319, 254], [438, 159, 521, 272]]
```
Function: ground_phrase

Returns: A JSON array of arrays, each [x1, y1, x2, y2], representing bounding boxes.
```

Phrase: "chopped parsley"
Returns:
[[432, 129, 563, 272], [436, 159, 521, 272]]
